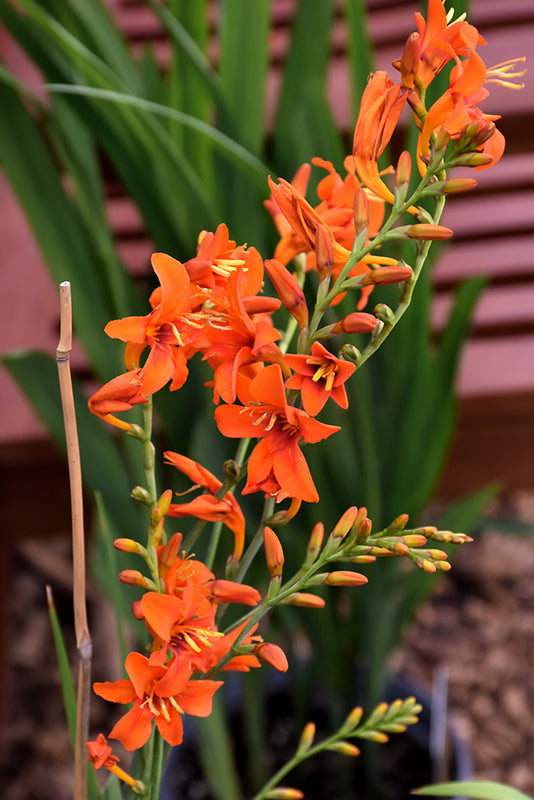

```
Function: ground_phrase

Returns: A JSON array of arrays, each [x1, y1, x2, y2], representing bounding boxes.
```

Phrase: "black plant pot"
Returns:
[[160, 671, 471, 800]]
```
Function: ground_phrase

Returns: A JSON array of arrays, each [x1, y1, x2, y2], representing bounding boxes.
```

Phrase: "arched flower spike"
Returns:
[[88, 368, 147, 431]]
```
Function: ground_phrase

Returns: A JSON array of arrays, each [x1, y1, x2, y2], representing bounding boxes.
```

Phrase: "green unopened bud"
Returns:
[[339, 344, 361, 366], [452, 152, 494, 168], [114, 538, 145, 555], [131, 485, 152, 505], [374, 303, 395, 326]]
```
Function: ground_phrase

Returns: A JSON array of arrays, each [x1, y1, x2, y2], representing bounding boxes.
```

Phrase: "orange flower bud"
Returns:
[[361, 266, 413, 286], [356, 517, 372, 542], [113, 538, 143, 554], [327, 741, 361, 757], [453, 152, 494, 168], [441, 178, 478, 194], [265, 258, 309, 329], [332, 507, 359, 540], [207, 579, 261, 606], [323, 570, 368, 587], [307, 522, 324, 555], [333, 312, 377, 334], [263, 526, 284, 578], [399, 32, 420, 89], [353, 187, 370, 234], [285, 592, 325, 609], [315, 224, 334, 280], [343, 705, 363, 730], [118, 570, 152, 588], [264, 788, 304, 800], [406, 224, 453, 240], [255, 642, 289, 673], [396, 150, 412, 186], [401, 534, 428, 547], [298, 721, 316, 752]]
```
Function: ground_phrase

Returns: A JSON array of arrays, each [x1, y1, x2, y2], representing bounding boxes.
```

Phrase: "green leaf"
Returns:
[[47, 589, 77, 746], [413, 781, 534, 800]]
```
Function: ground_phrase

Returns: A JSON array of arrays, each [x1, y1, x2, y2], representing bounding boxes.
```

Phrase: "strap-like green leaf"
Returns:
[[414, 781, 533, 800]]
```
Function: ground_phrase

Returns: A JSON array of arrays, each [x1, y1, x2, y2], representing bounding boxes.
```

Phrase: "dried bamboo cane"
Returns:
[[56, 281, 92, 800]]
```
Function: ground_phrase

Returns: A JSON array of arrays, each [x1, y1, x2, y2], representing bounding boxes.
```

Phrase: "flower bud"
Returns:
[[386, 513, 409, 533], [323, 570, 368, 587], [441, 178, 478, 194], [333, 312, 377, 334], [396, 150, 412, 187], [338, 344, 361, 365], [332, 507, 359, 541], [113, 538, 144, 555], [263, 526, 284, 578], [265, 788, 304, 800], [357, 517, 372, 542], [327, 741, 361, 757], [118, 570, 152, 589], [297, 722, 316, 754], [315, 224, 334, 280], [353, 187, 370, 234], [131, 485, 152, 505], [223, 459, 240, 483], [399, 32, 420, 89], [406, 224, 453, 241], [285, 592, 325, 609], [452, 152, 494, 168], [342, 705, 363, 731], [374, 303, 395, 326], [361, 265, 413, 286], [265, 258, 309, 329], [307, 522, 324, 558], [255, 642, 289, 673], [400, 534, 428, 547]]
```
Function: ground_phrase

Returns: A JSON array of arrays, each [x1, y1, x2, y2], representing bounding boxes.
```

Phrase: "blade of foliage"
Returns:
[[0, 83, 124, 378], [414, 782, 533, 800], [194, 695, 242, 800], [345, 0, 375, 111], [271, 0, 344, 178]]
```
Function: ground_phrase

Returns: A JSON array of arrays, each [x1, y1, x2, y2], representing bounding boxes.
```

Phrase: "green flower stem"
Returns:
[[141, 399, 158, 512], [147, 732, 165, 800], [234, 495, 276, 583]]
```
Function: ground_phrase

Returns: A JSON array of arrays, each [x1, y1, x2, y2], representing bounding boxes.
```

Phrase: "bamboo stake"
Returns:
[[56, 282, 92, 800]]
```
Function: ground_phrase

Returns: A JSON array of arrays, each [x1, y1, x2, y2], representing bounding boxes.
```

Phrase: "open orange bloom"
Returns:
[[164, 451, 246, 559], [285, 342, 356, 417], [215, 364, 340, 503], [93, 652, 222, 750], [104, 253, 207, 397]]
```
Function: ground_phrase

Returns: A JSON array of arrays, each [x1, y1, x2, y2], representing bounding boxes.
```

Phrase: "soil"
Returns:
[[3, 493, 534, 799]]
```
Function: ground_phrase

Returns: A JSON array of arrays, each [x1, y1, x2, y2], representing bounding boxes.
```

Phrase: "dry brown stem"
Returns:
[[56, 281, 92, 800]]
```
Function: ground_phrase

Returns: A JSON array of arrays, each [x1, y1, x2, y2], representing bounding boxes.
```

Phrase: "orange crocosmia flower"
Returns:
[[419, 50, 504, 170], [268, 175, 353, 271], [164, 451, 245, 559], [264, 162, 312, 239], [285, 342, 356, 417], [201, 264, 285, 405], [141, 588, 221, 666], [395, 0, 485, 90], [104, 253, 207, 397], [353, 71, 409, 205], [215, 364, 340, 503], [88, 369, 147, 431], [93, 652, 222, 750]]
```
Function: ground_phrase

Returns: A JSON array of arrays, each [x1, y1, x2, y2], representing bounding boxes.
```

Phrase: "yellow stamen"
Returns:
[[159, 697, 171, 723], [486, 58, 526, 90]]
